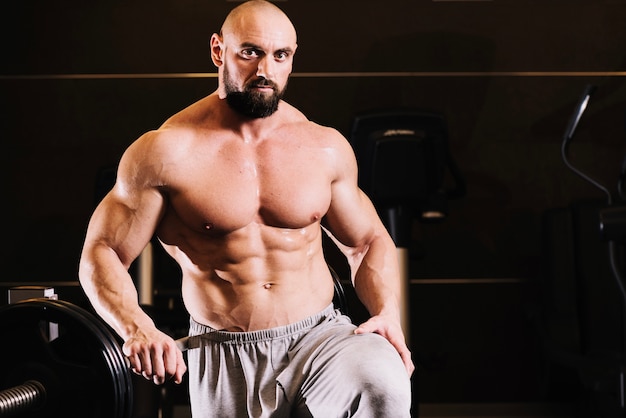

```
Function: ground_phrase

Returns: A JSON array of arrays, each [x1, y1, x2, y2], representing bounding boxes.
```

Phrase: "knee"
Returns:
[[358, 361, 411, 411], [358, 380, 412, 417], [298, 333, 412, 416], [338, 334, 412, 413]]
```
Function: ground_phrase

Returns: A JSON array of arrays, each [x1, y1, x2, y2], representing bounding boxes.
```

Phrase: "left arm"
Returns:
[[323, 129, 414, 376]]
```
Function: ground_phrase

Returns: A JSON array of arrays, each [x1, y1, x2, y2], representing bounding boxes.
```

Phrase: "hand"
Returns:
[[355, 315, 415, 376], [123, 328, 187, 385]]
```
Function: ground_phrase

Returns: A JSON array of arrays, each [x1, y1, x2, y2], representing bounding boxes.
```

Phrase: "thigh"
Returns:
[[283, 316, 412, 417], [187, 340, 292, 418]]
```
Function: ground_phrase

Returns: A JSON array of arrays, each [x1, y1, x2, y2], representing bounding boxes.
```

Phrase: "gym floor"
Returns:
[[168, 403, 577, 418], [418, 403, 577, 418]]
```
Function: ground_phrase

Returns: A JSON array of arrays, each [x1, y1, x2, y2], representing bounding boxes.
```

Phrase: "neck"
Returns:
[[215, 97, 283, 141]]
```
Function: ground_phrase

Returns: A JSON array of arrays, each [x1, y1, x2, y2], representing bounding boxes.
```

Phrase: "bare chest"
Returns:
[[164, 140, 333, 233]]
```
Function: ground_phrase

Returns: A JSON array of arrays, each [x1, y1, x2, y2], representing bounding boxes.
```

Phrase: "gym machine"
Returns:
[[561, 84, 626, 415]]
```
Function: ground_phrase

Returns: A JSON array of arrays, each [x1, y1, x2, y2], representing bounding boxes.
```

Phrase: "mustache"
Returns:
[[248, 78, 278, 90]]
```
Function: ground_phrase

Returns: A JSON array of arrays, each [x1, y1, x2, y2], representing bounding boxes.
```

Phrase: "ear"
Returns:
[[210, 33, 224, 67]]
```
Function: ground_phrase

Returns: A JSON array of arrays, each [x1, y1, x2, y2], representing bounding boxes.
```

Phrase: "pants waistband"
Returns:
[[188, 304, 337, 344]]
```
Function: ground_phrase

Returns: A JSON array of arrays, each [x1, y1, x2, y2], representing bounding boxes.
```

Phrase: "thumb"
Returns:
[[354, 318, 378, 335]]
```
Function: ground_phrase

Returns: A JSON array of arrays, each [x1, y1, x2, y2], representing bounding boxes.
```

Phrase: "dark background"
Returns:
[[1, 0, 625, 408]]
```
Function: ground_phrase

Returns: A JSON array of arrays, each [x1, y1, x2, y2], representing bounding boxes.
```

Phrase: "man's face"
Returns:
[[213, 7, 297, 118], [223, 60, 286, 118]]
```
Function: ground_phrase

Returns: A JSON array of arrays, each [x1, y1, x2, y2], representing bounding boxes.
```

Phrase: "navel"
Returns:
[[203, 222, 214, 231], [262, 283, 273, 290]]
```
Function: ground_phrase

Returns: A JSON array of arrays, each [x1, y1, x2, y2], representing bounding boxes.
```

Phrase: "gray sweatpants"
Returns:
[[187, 305, 411, 417]]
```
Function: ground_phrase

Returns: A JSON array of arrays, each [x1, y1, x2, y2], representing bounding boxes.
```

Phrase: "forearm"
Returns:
[[350, 233, 415, 375], [80, 241, 187, 385], [79, 243, 155, 341], [349, 232, 402, 321]]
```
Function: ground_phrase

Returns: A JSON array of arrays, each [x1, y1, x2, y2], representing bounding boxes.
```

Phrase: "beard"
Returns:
[[223, 65, 285, 119]]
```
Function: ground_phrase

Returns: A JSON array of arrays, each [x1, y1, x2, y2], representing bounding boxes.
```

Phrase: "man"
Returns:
[[79, 1, 413, 416]]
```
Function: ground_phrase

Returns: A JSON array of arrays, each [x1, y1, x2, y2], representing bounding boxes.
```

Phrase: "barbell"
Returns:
[[0, 298, 135, 418], [0, 271, 349, 417]]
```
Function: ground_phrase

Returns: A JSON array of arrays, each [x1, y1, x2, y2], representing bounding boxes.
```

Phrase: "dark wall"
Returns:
[[1, 0, 625, 404], [2, 0, 624, 281]]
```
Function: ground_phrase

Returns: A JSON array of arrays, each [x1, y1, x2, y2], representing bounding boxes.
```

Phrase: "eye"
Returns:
[[241, 48, 260, 59], [275, 51, 289, 62]]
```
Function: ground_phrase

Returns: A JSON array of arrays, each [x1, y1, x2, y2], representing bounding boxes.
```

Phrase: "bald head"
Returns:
[[221, 0, 297, 45]]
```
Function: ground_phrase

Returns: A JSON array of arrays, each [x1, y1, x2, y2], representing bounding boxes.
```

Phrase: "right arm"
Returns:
[[321, 128, 414, 375], [78, 132, 186, 385]]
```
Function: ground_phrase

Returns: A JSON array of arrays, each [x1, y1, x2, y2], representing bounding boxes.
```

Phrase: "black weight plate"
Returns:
[[0, 299, 133, 418], [60, 299, 134, 418]]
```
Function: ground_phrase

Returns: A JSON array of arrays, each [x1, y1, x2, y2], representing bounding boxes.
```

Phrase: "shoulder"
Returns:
[[124, 126, 191, 164], [118, 123, 198, 191], [127, 95, 223, 159], [280, 102, 351, 148], [161, 94, 220, 129], [278, 105, 358, 181], [293, 117, 355, 164], [116, 94, 223, 189]]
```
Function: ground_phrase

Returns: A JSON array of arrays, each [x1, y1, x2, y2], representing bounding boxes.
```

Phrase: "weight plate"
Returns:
[[0, 299, 133, 418]]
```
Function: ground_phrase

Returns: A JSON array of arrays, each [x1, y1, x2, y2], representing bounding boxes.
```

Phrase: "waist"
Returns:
[[181, 268, 336, 331], [188, 303, 338, 343]]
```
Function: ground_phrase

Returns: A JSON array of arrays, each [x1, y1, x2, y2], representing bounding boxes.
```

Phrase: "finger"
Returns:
[[123, 342, 144, 375], [162, 344, 177, 380], [174, 351, 187, 384], [355, 319, 414, 375], [399, 350, 415, 376], [161, 343, 184, 384], [149, 345, 166, 385], [137, 346, 154, 380], [127, 354, 142, 375], [382, 332, 412, 373]]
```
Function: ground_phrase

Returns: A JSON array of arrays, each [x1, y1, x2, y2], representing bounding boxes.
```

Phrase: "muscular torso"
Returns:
[[149, 97, 338, 331]]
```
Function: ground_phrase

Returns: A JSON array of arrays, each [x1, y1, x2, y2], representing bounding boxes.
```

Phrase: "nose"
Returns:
[[256, 55, 275, 79]]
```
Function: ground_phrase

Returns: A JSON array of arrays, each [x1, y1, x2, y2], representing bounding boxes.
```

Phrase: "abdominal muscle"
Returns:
[[159, 219, 336, 332]]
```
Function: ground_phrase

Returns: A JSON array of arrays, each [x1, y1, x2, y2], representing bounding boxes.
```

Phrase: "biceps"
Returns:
[[325, 184, 381, 249], [85, 188, 165, 267]]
